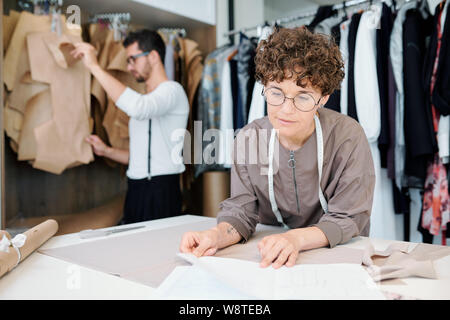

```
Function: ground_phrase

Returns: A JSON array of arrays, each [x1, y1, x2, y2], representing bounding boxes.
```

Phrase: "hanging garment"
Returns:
[[314, 10, 345, 35], [2, 10, 20, 53], [217, 107, 375, 247], [17, 89, 52, 161], [354, 4, 397, 241], [236, 33, 258, 127], [403, 9, 436, 186], [218, 60, 234, 169], [317, 13, 346, 113], [26, 32, 93, 174], [8, 48, 48, 115], [430, 1, 450, 117], [376, 3, 394, 169], [346, 12, 362, 122], [390, 1, 417, 190], [421, 2, 449, 241], [3, 101, 22, 145], [177, 37, 204, 192], [164, 34, 176, 81], [3, 11, 78, 91], [424, 0, 450, 163], [229, 57, 241, 130], [307, 5, 337, 31], [87, 24, 117, 168], [248, 26, 273, 124], [195, 45, 235, 178], [339, 19, 351, 116]]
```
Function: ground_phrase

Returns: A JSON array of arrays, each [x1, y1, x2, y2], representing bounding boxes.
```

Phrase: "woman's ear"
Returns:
[[319, 95, 330, 107]]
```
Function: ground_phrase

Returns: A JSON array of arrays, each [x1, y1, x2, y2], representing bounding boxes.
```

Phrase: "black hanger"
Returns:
[[343, 1, 348, 17], [391, 0, 397, 11]]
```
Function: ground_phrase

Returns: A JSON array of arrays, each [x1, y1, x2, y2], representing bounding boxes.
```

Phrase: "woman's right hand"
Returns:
[[85, 135, 109, 157], [179, 228, 220, 257]]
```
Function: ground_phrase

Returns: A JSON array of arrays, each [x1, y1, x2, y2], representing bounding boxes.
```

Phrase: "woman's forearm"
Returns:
[[287, 226, 330, 252], [213, 222, 243, 250]]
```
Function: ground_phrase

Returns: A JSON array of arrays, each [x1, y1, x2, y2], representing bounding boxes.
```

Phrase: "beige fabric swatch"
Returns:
[[4, 104, 23, 144], [17, 89, 52, 161], [27, 32, 93, 174], [3, 11, 79, 91], [362, 242, 450, 281], [2, 10, 20, 53]]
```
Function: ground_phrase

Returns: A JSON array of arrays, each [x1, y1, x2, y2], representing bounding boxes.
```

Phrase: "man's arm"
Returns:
[[71, 43, 126, 102], [85, 135, 129, 165], [102, 147, 129, 165]]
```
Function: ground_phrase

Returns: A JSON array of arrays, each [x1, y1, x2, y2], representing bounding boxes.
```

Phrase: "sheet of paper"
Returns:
[[39, 220, 366, 288], [155, 266, 255, 300], [174, 253, 386, 300]]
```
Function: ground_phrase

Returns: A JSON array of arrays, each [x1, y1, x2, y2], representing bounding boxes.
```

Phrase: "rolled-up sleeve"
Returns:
[[313, 128, 376, 248], [115, 86, 176, 120], [217, 132, 259, 242]]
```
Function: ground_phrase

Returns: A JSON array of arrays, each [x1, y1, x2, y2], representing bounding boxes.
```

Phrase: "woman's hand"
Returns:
[[257, 230, 302, 269], [179, 228, 220, 257]]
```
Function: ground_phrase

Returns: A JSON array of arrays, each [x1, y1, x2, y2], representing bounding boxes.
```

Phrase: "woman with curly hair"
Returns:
[[180, 27, 375, 269]]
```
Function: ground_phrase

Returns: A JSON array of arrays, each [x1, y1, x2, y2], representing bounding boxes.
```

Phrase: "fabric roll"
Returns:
[[0, 219, 58, 278]]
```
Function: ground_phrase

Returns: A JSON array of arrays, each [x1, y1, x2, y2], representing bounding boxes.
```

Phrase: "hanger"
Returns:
[[227, 48, 238, 61], [343, 1, 349, 18]]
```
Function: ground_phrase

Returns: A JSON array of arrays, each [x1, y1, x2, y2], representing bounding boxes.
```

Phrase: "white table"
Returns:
[[1, 215, 449, 300]]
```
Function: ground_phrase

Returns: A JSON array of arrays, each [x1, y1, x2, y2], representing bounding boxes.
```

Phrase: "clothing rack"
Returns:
[[17, 0, 64, 14], [158, 27, 187, 38], [90, 13, 131, 24], [224, 0, 415, 37]]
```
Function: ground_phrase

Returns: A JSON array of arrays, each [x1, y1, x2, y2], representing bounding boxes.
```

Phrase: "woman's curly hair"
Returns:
[[255, 27, 344, 96]]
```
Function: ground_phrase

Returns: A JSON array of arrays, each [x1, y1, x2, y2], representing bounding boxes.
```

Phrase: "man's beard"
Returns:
[[134, 63, 151, 83]]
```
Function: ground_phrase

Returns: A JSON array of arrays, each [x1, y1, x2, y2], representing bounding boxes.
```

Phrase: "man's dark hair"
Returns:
[[123, 29, 166, 65]]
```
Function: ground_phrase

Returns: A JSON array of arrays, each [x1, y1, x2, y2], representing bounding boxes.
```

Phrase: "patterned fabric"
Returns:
[[422, 4, 449, 240]]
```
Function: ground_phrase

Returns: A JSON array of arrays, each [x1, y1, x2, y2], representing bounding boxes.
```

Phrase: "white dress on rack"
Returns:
[[339, 19, 351, 116], [247, 26, 273, 125], [218, 60, 234, 168], [354, 4, 397, 240]]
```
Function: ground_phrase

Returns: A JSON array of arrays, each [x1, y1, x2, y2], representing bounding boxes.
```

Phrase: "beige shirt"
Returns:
[[217, 107, 376, 248]]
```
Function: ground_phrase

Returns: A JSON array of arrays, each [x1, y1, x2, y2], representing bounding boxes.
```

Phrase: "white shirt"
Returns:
[[339, 19, 351, 116], [219, 60, 234, 168], [247, 26, 273, 124], [390, 1, 417, 189], [115, 81, 189, 179]]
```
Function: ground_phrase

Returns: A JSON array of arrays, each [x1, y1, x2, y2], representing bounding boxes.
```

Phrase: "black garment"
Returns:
[[429, 2, 450, 116], [377, 3, 394, 169], [229, 58, 240, 130], [236, 33, 258, 125], [346, 12, 362, 122], [324, 22, 343, 113], [307, 5, 337, 31], [403, 9, 436, 184], [122, 174, 182, 224]]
